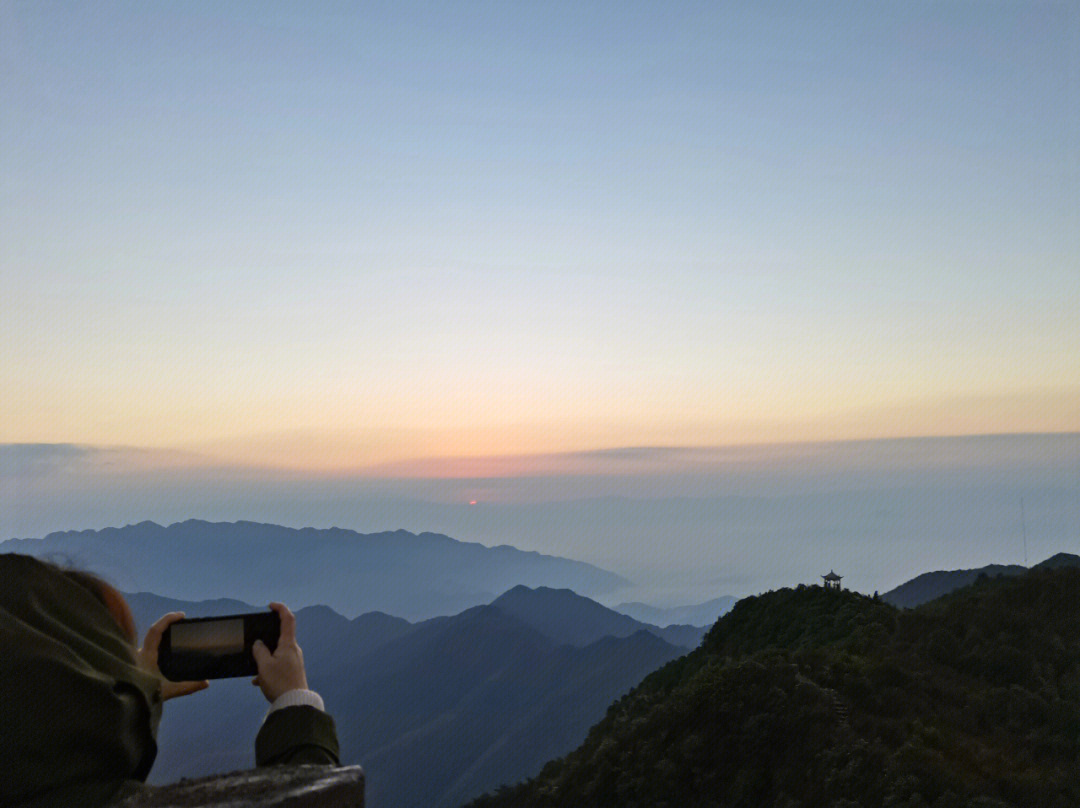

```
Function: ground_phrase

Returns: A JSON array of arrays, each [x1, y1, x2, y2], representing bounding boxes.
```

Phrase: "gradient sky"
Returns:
[[2, 1, 1078, 472]]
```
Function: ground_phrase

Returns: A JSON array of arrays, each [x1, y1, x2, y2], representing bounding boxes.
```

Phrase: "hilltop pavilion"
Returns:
[[822, 570, 843, 590]]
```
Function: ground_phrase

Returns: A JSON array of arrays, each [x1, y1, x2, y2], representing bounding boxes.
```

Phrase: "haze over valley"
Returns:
[[4, 432, 1077, 606]]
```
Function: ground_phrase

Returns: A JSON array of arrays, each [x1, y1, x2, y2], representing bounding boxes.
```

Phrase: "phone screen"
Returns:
[[160, 611, 279, 680], [171, 618, 245, 657]]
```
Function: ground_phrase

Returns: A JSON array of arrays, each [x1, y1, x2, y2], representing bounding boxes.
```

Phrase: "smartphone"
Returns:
[[158, 611, 281, 681]]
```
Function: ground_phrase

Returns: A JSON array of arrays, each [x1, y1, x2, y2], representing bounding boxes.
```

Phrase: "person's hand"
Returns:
[[138, 612, 210, 701], [251, 602, 308, 703]]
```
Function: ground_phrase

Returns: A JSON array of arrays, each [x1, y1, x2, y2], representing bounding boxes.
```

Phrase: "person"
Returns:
[[0, 553, 339, 808]]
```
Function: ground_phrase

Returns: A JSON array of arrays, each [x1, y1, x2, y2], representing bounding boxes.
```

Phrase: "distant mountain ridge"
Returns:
[[3, 519, 627, 620], [1034, 552, 1080, 570], [491, 586, 706, 649], [123, 592, 258, 622], [880, 563, 1028, 608], [881, 552, 1080, 608], [614, 595, 737, 627]]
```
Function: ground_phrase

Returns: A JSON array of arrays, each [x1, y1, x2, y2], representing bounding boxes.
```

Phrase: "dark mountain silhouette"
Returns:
[[881, 552, 1080, 608], [125, 595, 413, 654], [469, 568, 1080, 808], [490, 585, 706, 649], [121, 587, 682, 807], [880, 563, 1027, 608], [614, 595, 737, 626], [1033, 552, 1080, 570], [125, 591, 258, 621], [299, 605, 414, 674], [324, 604, 683, 808], [4, 519, 626, 619]]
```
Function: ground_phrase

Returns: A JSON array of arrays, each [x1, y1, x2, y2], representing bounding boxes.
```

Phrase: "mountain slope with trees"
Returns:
[[469, 568, 1080, 808]]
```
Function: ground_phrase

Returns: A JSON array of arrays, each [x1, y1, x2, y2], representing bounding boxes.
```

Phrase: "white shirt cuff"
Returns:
[[267, 688, 325, 716]]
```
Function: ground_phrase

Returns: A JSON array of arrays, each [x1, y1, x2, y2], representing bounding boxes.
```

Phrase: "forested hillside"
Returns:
[[469, 569, 1080, 808]]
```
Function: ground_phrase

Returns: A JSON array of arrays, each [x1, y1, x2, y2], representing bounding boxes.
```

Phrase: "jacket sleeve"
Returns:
[[255, 705, 341, 767]]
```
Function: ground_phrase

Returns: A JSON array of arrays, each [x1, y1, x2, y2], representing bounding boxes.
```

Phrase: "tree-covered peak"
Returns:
[[470, 568, 1080, 808], [703, 583, 896, 657]]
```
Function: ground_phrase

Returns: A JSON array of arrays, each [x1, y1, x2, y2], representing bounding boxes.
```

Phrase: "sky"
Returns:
[[1, 2, 1079, 599]]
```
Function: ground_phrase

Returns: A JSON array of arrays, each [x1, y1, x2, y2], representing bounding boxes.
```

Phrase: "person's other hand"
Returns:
[[138, 611, 210, 701], [251, 602, 308, 702]]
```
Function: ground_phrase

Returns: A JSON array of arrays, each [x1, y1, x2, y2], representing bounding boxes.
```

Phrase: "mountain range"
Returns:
[[121, 585, 698, 808], [3, 519, 626, 620]]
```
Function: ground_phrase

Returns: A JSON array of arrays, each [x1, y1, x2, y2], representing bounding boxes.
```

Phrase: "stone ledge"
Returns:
[[117, 765, 364, 808]]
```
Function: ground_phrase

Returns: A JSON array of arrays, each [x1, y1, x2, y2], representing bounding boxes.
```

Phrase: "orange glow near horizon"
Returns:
[[149, 387, 1075, 476], [2, 386, 1075, 477], [3, 360, 1077, 477], [14, 392, 1046, 483]]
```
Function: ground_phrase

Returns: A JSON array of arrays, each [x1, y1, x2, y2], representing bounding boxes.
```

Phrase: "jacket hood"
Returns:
[[0, 554, 163, 807]]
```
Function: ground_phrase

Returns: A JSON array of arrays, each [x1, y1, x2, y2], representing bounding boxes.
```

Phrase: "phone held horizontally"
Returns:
[[158, 611, 281, 681]]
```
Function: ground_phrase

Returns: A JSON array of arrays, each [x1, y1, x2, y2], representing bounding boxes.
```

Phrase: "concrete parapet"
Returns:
[[115, 765, 364, 808]]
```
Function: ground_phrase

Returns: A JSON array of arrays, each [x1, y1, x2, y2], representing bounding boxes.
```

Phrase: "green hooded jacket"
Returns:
[[0, 554, 340, 808]]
